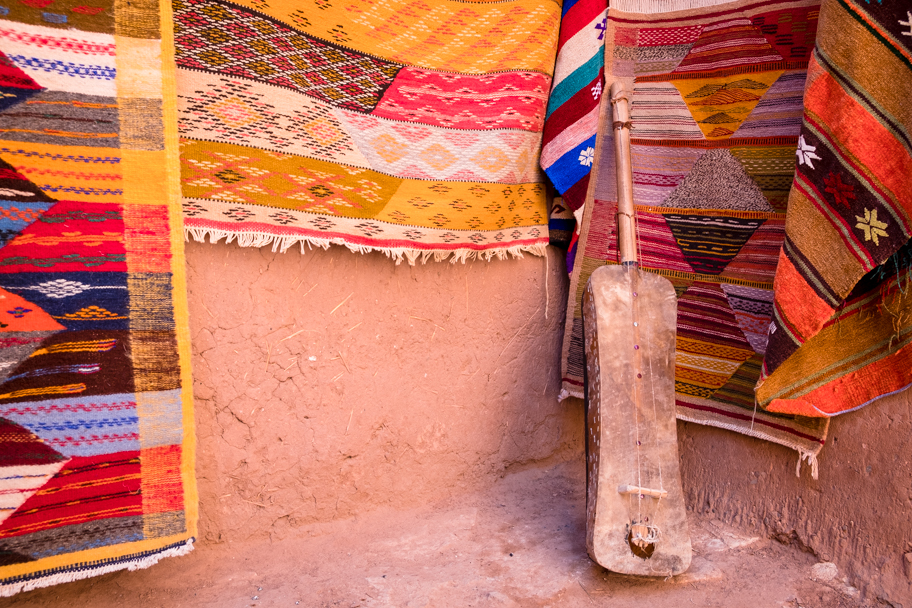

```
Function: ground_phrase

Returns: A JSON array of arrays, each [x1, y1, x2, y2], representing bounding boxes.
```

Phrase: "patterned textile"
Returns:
[[540, 0, 607, 213], [0, 0, 197, 595], [549, 197, 576, 248], [756, 0, 912, 417], [556, 0, 831, 467], [175, 0, 560, 264]]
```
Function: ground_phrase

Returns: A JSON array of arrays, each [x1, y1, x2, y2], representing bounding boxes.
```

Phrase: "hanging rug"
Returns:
[[0, 0, 197, 595], [550, 0, 832, 471], [174, 0, 561, 264], [756, 0, 912, 419]]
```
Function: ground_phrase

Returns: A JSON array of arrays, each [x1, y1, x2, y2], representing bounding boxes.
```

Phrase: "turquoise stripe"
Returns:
[[545, 51, 603, 120]]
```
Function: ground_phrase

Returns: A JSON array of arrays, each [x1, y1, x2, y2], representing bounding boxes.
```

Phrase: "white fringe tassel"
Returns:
[[0, 539, 194, 598], [184, 226, 548, 266], [558, 387, 584, 402], [796, 449, 820, 480]]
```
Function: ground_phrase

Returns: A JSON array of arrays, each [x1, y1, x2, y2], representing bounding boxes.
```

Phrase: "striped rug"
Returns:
[[0, 0, 197, 595], [757, 0, 912, 417]]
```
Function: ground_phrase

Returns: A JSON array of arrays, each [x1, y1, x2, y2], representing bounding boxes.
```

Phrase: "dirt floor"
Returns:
[[6, 461, 868, 608]]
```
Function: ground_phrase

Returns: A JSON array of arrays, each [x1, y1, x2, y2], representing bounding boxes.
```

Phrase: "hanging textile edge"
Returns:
[[610, 0, 745, 14], [0, 539, 195, 598], [184, 226, 549, 266]]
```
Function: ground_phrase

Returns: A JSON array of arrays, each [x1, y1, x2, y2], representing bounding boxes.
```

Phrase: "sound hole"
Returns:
[[627, 523, 657, 560]]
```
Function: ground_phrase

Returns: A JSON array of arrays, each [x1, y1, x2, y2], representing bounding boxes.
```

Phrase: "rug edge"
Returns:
[[160, 0, 201, 541], [559, 380, 829, 477], [183, 224, 550, 265], [0, 538, 195, 598]]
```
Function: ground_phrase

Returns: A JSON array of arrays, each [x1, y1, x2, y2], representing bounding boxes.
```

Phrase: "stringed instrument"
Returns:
[[582, 81, 692, 576]]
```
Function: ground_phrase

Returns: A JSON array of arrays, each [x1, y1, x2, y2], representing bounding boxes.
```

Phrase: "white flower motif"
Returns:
[[900, 11, 912, 37], [796, 135, 822, 169], [591, 81, 602, 100], [578, 146, 595, 167], [25, 279, 127, 299], [768, 322, 776, 335]]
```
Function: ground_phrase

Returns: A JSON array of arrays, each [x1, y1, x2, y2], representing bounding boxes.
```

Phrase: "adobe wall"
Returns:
[[185, 241, 910, 604], [184, 241, 582, 543], [675, 388, 912, 605]]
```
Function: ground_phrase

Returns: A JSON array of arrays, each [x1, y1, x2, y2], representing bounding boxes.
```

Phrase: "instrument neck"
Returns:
[[609, 81, 637, 265]]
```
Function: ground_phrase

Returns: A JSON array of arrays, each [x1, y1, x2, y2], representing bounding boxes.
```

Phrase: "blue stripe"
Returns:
[[545, 51, 603, 120], [561, 0, 581, 17], [543, 135, 596, 193]]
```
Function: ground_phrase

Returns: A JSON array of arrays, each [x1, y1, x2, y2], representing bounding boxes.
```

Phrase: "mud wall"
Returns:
[[676, 388, 912, 605], [185, 241, 910, 604], [184, 241, 581, 544]]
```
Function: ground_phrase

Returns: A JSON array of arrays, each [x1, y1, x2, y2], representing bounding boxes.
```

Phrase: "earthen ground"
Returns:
[[5, 461, 866, 608]]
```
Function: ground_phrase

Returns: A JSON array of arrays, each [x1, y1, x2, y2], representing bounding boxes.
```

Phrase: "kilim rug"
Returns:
[[756, 0, 912, 417], [174, 0, 560, 264], [0, 0, 197, 595], [550, 0, 833, 472]]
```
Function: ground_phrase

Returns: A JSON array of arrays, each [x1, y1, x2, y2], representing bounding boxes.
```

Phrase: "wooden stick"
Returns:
[[609, 81, 637, 265]]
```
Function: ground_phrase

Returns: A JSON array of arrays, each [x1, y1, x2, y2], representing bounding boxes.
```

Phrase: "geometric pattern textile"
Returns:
[[0, 0, 197, 595], [175, 0, 560, 264], [757, 0, 912, 417], [554, 0, 830, 472]]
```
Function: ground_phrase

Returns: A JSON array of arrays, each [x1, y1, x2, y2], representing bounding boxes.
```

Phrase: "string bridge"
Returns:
[[617, 484, 667, 499]]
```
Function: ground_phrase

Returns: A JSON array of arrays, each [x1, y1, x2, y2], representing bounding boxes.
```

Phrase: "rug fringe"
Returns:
[[0, 539, 194, 598], [557, 387, 580, 402], [558, 386, 584, 402], [184, 226, 548, 266], [795, 449, 820, 480]]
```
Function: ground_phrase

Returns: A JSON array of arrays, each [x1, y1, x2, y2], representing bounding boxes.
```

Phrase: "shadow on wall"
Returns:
[[676, 387, 912, 604], [185, 239, 912, 604]]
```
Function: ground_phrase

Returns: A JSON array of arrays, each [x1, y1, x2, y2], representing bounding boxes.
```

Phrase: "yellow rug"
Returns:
[[174, 0, 560, 263]]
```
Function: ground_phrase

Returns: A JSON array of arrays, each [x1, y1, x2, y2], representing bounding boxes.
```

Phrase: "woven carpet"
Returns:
[[174, 0, 560, 264], [551, 0, 832, 470], [0, 0, 197, 595], [756, 0, 912, 417]]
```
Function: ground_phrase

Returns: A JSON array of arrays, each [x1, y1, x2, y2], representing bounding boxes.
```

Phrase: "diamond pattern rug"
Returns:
[[552, 0, 832, 472]]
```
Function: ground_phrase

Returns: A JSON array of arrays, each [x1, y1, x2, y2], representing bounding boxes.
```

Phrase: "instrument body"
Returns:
[[583, 265, 691, 575], [582, 80, 692, 576]]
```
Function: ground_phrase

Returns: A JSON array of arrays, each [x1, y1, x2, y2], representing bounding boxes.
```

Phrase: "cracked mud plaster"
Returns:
[[185, 241, 581, 545]]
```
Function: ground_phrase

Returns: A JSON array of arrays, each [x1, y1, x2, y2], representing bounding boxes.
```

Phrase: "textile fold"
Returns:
[[757, 0, 912, 417], [0, 0, 198, 594]]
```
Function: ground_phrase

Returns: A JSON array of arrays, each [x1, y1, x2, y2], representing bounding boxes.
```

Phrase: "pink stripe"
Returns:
[[540, 103, 599, 168], [372, 67, 550, 132]]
